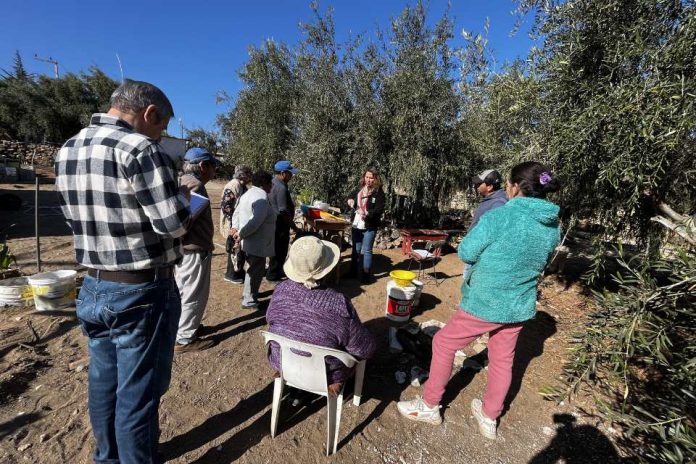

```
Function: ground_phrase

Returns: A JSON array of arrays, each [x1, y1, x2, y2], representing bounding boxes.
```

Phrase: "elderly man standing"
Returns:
[[55, 80, 189, 463], [174, 147, 221, 353], [267, 160, 301, 281], [232, 171, 276, 309], [220, 165, 252, 284]]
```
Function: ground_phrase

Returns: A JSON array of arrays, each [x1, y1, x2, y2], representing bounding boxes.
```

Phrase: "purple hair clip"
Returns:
[[539, 172, 552, 185]]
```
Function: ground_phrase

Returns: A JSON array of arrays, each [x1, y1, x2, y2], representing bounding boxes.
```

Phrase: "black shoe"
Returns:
[[224, 274, 244, 284], [288, 388, 312, 407], [360, 271, 373, 284]]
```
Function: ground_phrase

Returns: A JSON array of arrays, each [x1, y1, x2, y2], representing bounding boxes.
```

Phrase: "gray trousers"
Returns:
[[174, 250, 212, 343], [243, 254, 266, 306]]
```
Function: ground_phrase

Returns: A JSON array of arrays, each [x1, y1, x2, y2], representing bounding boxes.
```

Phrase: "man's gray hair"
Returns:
[[182, 161, 202, 175], [110, 79, 175, 120]]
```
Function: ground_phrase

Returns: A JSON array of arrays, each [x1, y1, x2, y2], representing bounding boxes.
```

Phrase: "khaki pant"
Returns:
[[174, 250, 212, 343], [243, 254, 266, 306]]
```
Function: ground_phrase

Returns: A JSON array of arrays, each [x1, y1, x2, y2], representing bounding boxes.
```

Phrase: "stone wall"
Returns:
[[0, 140, 60, 167]]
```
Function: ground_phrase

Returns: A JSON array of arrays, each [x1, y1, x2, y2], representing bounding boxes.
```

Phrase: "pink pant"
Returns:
[[423, 309, 523, 420]]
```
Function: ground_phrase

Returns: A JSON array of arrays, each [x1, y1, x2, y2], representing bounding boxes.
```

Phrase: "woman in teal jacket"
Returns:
[[398, 161, 561, 439]]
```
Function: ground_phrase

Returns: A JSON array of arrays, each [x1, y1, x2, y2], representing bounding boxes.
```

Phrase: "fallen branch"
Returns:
[[651, 216, 696, 246], [657, 202, 696, 231], [26, 320, 39, 343]]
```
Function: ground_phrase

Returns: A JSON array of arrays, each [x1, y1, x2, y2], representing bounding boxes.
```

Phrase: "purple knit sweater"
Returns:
[[266, 280, 377, 384]]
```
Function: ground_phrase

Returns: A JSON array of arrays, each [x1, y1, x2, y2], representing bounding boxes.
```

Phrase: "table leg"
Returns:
[[333, 232, 343, 284]]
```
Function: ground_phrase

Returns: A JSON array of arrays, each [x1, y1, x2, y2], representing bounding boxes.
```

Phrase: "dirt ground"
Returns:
[[0, 179, 624, 463]]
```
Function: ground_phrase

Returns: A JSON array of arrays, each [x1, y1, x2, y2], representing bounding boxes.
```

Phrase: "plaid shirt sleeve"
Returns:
[[126, 144, 189, 239]]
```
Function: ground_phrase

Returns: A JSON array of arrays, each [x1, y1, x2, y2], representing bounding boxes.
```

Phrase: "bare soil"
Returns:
[[0, 180, 623, 463]]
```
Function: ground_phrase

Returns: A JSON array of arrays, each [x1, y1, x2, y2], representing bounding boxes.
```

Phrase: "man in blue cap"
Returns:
[[267, 160, 301, 281], [174, 147, 222, 352]]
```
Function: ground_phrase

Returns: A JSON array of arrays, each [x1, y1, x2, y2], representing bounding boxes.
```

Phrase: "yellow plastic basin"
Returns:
[[390, 270, 417, 287]]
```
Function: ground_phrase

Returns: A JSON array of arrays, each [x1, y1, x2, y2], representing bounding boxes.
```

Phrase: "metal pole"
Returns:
[[34, 55, 59, 78], [35, 177, 41, 272]]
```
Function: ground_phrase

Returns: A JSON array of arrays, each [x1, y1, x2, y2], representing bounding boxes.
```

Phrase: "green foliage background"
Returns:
[[0, 52, 118, 143]]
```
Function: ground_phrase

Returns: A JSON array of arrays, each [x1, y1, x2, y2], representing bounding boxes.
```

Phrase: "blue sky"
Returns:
[[1, 1, 536, 133]]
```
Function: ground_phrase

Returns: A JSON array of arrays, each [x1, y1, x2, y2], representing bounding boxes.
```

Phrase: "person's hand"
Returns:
[[347, 198, 355, 209], [229, 228, 238, 237]]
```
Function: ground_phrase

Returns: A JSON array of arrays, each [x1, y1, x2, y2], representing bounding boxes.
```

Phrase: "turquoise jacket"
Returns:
[[458, 197, 560, 323]]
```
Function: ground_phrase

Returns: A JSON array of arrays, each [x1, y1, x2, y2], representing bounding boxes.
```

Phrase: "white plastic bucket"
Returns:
[[0, 277, 34, 308], [385, 279, 417, 322], [27, 270, 77, 311], [411, 279, 424, 308]]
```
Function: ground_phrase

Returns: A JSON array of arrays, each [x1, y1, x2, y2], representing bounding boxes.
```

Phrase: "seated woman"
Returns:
[[266, 236, 377, 398]]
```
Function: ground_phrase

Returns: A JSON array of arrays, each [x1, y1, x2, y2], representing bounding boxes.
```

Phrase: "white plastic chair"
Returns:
[[261, 331, 367, 456]]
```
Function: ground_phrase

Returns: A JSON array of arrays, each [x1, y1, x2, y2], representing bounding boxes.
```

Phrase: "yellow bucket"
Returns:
[[389, 270, 417, 287]]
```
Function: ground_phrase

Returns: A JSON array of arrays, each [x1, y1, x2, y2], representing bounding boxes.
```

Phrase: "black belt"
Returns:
[[87, 266, 173, 284]]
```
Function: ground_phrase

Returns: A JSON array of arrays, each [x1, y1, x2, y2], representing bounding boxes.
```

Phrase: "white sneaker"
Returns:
[[396, 396, 442, 425], [471, 398, 497, 439]]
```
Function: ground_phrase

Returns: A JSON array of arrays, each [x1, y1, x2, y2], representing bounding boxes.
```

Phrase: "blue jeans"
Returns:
[[76, 274, 181, 464], [351, 228, 376, 271]]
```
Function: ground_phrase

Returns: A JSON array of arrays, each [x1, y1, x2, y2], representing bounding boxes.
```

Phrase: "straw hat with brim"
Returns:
[[283, 236, 340, 286]]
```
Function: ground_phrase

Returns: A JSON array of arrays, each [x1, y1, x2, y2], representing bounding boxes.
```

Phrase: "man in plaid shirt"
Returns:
[[55, 79, 190, 464]]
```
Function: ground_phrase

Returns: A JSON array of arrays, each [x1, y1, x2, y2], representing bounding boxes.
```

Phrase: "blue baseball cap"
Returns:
[[184, 147, 222, 166], [274, 160, 299, 174]]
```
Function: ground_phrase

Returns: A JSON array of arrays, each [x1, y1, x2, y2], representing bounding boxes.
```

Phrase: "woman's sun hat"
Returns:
[[283, 236, 341, 288]]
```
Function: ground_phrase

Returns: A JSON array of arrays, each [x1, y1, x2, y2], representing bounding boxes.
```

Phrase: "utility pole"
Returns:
[[179, 118, 184, 139], [34, 54, 59, 78]]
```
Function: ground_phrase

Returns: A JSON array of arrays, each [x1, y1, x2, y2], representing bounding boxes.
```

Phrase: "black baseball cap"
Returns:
[[472, 169, 503, 185]]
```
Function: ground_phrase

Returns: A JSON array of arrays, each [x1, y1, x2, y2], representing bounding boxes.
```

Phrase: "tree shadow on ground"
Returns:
[[191, 389, 332, 463], [503, 310, 556, 415], [202, 311, 262, 337], [439, 349, 489, 415], [335, 253, 394, 300], [528, 413, 621, 464], [0, 412, 44, 441], [409, 292, 442, 319], [335, 317, 412, 450], [0, 315, 78, 359], [29, 313, 80, 345], [162, 379, 357, 461], [208, 312, 267, 345], [160, 382, 274, 461]]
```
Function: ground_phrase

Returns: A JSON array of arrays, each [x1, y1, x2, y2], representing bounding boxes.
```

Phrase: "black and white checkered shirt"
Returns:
[[55, 113, 190, 270]]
